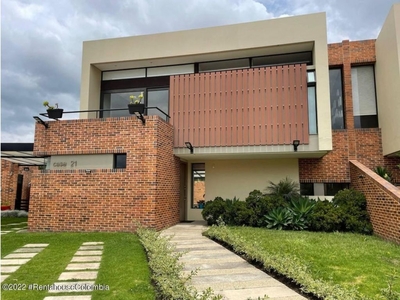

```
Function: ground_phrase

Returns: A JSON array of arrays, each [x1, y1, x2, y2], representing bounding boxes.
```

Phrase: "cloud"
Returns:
[[1, 0, 399, 142]]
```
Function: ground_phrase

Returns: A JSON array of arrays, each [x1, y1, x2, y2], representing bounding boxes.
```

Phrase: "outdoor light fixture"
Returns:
[[292, 140, 300, 152], [23, 167, 30, 171], [134, 112, 146, 125], [33, 116, 49, 129], [85, 169, 92, 174], [185, 142, 194, 154]]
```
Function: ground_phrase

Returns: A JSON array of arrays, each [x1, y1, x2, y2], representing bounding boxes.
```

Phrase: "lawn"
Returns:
[[205, 226, 400, 299], [1, 216, 28, 227], [1, 228, 155, 300]]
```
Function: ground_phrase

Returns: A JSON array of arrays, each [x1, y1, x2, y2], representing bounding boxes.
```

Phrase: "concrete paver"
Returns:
[[82, 242, 103, 245], [1, 266, 21, 273], [163, 221, 306, 300], [1, 275, 10, 282], [1, 259, 30, 265], [78, 246, 103, 250], [58, 271, 98, 281], [4, 252, 38, 259], [24, 243, 49, 247], [14, 247, 45, 253], [44, 296, 92, 300], [66, 263, 100, 270], [70, 256, 101, 262], [74, 251, 102, 256]]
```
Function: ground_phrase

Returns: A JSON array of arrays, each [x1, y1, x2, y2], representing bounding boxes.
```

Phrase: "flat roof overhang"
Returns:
[[1, 143, 46, 166]]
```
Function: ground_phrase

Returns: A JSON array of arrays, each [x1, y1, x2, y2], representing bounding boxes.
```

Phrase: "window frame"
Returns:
[[113, 153, 127, 169]]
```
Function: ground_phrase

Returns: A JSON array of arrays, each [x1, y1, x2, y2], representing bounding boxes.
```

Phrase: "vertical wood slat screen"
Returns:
[[170, 64, 309, 148]]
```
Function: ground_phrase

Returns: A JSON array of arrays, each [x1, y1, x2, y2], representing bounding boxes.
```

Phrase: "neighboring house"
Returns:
[[3, 5, 400, 241]]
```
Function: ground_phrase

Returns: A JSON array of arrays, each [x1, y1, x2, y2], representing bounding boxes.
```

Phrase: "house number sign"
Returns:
[[53, 161, 78, 168]]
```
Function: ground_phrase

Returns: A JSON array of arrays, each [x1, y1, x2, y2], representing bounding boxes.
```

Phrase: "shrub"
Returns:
[[1, 210, 28, 218], [308, 200, 342, 232], [333, 189, 373, 234], [202, 197, 226, 225], [265, 177, 300, 202]]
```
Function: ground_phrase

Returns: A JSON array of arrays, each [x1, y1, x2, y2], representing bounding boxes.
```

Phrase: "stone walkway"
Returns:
[[162, 222, 306, 300], [44, 242, 103, 300], [1, 221, 28, 235], [1, 243, 49, 283]]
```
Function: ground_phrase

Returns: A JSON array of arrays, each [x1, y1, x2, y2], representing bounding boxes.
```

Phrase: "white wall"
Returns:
[[186, 158, 299, 220]]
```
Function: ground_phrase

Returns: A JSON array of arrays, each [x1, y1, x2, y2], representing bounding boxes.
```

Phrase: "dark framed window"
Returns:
[[351, 65, 378, 128], [252, 51, 313, 67], [307, 70, 317, 134], [192, 163, 205, 209], [300, 183, 314, 196], [114, 154, 126, 169], [324, 183, 349, 196], [329, 68, 345, 129]]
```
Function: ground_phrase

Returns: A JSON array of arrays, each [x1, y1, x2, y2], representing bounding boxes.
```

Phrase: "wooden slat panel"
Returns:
[[170, 64, 309, 148]]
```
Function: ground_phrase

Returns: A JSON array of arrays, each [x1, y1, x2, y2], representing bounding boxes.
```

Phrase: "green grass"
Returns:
[[1, 217, 28, 227], [1, 231, 155, 300], [205, 226, 400, 299]]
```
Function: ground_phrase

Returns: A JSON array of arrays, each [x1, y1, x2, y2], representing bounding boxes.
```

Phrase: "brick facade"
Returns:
[[29, 116, 180, 232], [350, 160, 400, 244], [1, 160, 37, 209], [299, 40, 400, 185]]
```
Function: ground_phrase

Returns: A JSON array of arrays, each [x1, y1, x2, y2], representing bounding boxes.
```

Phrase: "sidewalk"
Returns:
[[162, 221, 306, 300]]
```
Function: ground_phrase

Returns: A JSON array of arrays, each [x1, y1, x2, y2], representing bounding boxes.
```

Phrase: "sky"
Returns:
[[1, 0, 399, 142]]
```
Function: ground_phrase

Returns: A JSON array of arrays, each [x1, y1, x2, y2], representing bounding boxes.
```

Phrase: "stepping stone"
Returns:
[[74, 251, 102, 256], [82, 242, 103, 245], [71, 256, 101, 262], [1, 275, 10, 283], [47, 281, 95, 293], [78, 246, 103, 250], [58, 271, 98, 281], [44, 296, 92, 300], [4, 252, 38, 259], [23, 243, 49, 248], [1, 231, 11, 234], [14, 247, 45, 253], [66, 263, 100, 270], [11, 228, 22, 231], [1, 259, 30, 265], [1, 265, 21, 273], [16, 230, 28, 233]]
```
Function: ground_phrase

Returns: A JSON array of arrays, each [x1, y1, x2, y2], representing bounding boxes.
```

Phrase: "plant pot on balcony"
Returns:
[[128, 104, 145, 115], [47, 108, 63, 119]]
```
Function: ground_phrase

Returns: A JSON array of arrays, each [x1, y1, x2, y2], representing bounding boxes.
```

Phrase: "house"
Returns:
[[3, 5, 400, 241]]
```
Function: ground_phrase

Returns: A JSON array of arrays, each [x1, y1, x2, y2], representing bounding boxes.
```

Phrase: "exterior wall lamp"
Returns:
[[33, 116, 49, 129], [293, 140, 300, 152], [185, 142, 194, 154], [85, 169, 92, 174]]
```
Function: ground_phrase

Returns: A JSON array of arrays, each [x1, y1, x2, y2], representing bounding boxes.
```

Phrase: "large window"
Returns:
[[101, 88, 169, 120], [192, 163, 205, 209], [351, 65, 378, 128], [329, 69, 345, 129]]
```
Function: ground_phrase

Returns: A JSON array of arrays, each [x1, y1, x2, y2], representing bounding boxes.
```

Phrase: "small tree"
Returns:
[[265, 177, 300, 202]]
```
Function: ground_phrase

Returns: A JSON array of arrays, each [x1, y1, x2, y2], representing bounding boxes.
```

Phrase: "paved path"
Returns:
[[162, 222, 306, 300], [1, 243, 49, 283], [44, 242, 104, 300]]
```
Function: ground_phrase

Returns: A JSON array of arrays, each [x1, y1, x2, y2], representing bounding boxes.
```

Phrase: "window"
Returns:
[[147, 89, 169, 121], [199, 58, 250, 72], [102, 90, 145, 118], [252, 51, 313, 67], [351, 65, 378, 128], [192, 163, 205, 209], [329, 69, 345, 129], [307, 71, 317, 134], [114, 154, 126, 169], [324, 183, 349, 196], [300, 183, 314, 196], [101, 88, 169, 120]]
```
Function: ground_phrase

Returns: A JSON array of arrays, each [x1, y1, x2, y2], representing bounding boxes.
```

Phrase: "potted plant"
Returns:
[[43, 101, 63, 119], [128, 92, 145, 114]]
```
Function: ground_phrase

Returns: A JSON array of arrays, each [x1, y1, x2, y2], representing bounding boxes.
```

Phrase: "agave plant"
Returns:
[[373, 166, 393, 183], [264, 207, 292, 230], [288, 197, 316, 230]]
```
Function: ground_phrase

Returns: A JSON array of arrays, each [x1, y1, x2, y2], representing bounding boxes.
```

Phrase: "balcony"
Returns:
[[170, 64, 309, 149]]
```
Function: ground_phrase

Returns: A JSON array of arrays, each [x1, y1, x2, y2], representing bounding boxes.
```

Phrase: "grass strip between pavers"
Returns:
[[1, 232, 155, 300]]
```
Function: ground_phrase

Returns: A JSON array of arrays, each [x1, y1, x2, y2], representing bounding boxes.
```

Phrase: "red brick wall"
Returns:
[[29, 116, 180, 232], [300, 40, 399, 185], [1, 160, 19, 208], [350, 160, 400, 244]]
